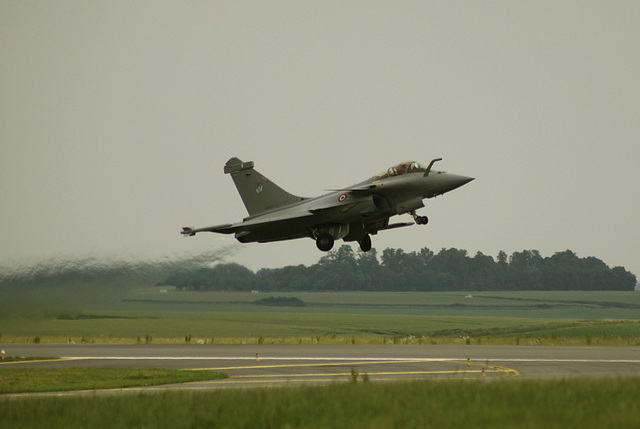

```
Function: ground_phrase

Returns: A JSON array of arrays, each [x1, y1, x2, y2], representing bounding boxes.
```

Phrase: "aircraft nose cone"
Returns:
[[442, 174, 475, 192], [455, 175, 475, 187]]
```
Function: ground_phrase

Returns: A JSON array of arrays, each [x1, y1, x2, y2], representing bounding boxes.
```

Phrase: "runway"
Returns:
[[2, 344, 640, 394]]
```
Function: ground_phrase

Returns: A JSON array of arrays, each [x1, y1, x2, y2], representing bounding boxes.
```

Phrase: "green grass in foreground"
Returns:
[[0, 368, 227, 394], [2, 378, 639, 428]]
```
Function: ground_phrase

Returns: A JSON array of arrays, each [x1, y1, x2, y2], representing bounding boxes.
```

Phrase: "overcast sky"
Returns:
[[2, 2, 639, 278]]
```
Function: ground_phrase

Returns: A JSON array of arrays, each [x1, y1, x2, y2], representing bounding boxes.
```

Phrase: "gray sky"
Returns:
[[2, 2, 639, 277]]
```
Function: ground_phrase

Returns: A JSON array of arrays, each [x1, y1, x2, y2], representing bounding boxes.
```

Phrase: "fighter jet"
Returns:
[[182, 157, 473, 252]]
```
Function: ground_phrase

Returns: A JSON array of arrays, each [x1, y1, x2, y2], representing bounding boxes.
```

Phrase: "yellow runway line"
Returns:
[[188, 359, 459, 371], [0, 357, 80, 365]]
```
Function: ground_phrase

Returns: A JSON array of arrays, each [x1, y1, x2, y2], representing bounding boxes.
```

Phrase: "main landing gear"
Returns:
[[316, 233, 334, 252], [315, 233, 372, 252], [358, 235, 372, 252]]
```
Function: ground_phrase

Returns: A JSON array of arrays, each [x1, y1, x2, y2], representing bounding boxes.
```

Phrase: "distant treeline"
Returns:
[[160, 246, 637, 292]]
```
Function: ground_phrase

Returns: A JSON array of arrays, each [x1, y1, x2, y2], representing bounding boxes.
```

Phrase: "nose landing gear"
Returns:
[[412, 212, 429, 225]]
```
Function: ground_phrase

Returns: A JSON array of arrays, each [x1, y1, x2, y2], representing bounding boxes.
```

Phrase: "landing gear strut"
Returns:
[[316, 233, 334, 252], [358, 235, 372, 252], [412, 212, 429, 225]]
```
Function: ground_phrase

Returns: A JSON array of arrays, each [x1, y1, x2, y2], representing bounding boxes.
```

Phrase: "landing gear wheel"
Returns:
[[316, 233, 335, 252], [358, 235, 372, 252], [415, 215, 429, 225]]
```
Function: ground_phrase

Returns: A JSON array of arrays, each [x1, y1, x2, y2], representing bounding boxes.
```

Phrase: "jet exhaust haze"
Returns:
[[0, 247, 239, 284]]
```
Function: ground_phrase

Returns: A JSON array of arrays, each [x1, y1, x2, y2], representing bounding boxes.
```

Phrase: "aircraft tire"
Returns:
[[358, 235, 372, 252], [316, 234, 334, 252], [415, 216, 428, 225]]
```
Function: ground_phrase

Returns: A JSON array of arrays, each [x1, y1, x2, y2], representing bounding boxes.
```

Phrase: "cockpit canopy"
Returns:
[[368, 161, 436, 183]]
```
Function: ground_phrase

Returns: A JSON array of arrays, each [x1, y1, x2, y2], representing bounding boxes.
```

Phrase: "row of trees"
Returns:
[[162, 246, 637, 292]]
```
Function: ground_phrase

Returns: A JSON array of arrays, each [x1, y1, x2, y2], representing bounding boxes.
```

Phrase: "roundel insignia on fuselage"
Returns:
[[338, 193, 347, 202]]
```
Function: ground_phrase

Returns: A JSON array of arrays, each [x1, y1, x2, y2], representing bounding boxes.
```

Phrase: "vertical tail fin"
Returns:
[[224, 157, 305, 216]]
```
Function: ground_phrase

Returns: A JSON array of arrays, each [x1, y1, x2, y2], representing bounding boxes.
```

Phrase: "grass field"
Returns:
[[2, 290, 640, 345], [2, 310, 639, 346], [2, 378, 639, 428], [118, 289, 640, 319]]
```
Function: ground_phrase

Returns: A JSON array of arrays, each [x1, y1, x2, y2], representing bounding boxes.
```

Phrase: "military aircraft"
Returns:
[[182, 157, 473, 252]]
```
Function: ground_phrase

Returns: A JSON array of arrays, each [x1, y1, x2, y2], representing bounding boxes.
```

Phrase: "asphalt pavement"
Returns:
[[2, 344, 639, 394]]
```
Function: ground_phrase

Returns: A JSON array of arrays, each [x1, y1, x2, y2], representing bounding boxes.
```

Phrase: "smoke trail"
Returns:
[[0, 245, 241, 284]]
